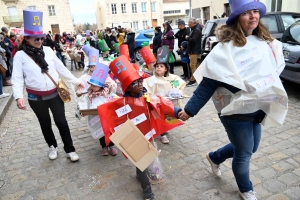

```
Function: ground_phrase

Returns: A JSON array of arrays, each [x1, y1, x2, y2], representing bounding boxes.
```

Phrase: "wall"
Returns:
[[163, 1, 189, 24]]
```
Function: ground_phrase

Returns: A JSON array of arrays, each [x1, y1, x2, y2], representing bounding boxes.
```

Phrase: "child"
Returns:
[[98, 56, 183, 200], [79, 62, 119, 156], [143, 46, 186, 144], [74, 42, 85, 69], [66, 42, 77, 71], [179, 41, 191, 80]]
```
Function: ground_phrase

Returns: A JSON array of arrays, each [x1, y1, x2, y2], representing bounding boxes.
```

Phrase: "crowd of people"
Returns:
[[2, 1, 291, 199]]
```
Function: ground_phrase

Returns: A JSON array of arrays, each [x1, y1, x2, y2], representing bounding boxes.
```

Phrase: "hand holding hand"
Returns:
[[17, 98, 26, 110], [178, 110, 190, 121]]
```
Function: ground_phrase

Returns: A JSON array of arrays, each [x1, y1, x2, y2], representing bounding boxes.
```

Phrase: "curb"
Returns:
[[0, 93, 13, 124]]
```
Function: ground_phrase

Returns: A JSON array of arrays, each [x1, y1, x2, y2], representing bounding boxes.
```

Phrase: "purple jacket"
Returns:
[[162, 30, 174, 50]]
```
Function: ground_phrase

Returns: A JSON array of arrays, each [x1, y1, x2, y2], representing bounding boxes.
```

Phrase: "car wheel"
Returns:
[[134, 48, 142, 61]]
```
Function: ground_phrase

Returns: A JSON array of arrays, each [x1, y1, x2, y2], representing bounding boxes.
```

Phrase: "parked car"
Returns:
[[199, 18, 227, 62], [134, 29, 154, 60], [280, 20, 300, 84]]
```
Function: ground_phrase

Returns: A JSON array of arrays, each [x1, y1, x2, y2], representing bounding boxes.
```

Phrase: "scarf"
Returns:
[[23, 44, 49, 73]]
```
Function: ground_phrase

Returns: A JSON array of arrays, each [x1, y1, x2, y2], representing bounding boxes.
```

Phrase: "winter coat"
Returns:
[[104, 34, 118, 50], [43, 38, 55, 50], [153, 32, 162, 54], [10, 38, 17, 57], [0, 33, 12, 57], [174, 27, 190, 48], [54, 41, 63, 52], [187, 24, 202, 54], [162, 29, 174, 50], [124, 32, 135, 57]]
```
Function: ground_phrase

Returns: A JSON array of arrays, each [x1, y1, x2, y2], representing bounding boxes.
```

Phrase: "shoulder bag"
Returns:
[[26, 53, 71, 103]]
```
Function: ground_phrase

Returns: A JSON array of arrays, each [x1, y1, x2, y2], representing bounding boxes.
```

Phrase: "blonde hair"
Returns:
[[216, 18, 273, 47]]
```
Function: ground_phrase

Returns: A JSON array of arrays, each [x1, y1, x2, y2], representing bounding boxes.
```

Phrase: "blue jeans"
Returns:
[[70, 60, 77, 69], [209, 116, 261, 193], [56, 52, 66, 66]]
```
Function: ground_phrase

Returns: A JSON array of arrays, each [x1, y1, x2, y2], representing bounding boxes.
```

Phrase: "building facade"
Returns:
[[95, 0, 164, 30], [162, 0, 189, 25], [0, 0, 74, 34], [191, 0, 300, 20]]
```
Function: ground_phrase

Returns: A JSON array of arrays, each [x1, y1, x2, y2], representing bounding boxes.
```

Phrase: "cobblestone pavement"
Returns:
[[0, 62, 299, 200]]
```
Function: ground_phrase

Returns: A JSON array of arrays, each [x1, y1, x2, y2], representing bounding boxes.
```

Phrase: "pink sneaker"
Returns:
[[102, 147, 109, 156], [109, 146, 118, 156]]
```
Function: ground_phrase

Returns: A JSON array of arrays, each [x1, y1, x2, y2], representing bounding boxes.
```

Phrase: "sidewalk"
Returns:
[[0, 85, 13, 124]]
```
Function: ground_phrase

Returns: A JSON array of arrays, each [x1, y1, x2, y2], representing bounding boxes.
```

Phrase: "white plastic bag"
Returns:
[[86, 115, 104, 139], [146, 142, 164, 182]]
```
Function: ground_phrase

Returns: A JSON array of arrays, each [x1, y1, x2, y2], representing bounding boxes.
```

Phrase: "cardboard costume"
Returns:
[[194, 35, 288, 127], [97, 56, 183, 146]]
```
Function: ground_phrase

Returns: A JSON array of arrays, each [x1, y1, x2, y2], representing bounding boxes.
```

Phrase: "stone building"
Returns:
[[163, 0, 189, 25], [0, 0, 74, 34], [191, 0, 300, 20], [95, 0, 164, 30]]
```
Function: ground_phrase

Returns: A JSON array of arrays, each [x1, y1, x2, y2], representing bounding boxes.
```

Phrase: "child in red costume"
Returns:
[[97, 55, 183, 200]]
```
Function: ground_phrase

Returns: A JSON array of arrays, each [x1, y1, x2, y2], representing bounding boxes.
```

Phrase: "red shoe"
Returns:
[[109, 146, 118, 156]]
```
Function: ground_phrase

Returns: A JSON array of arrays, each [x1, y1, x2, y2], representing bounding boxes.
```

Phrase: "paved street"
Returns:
[[0, 62, 299, 200]]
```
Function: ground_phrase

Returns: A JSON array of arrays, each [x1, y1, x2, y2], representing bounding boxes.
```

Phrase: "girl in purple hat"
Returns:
[[178, 1, 288, 200]]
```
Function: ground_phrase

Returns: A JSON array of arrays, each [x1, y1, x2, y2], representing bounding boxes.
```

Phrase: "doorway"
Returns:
[[51, 24, 60, 35]]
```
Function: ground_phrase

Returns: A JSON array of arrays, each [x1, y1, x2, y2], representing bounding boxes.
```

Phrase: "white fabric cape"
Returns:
[[194, 35, 288, 127]]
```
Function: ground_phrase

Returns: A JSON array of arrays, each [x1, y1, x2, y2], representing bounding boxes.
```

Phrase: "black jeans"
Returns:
[[77, 58, 85, 68], [99, 136, 114, 148], [136, 167, 150, 188], [28, 95, 75, 153], [182, 62, 191, 78]]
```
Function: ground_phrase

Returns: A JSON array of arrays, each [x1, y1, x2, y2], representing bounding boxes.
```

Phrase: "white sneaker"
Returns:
[[0, 93, 9, 99], [206, 152, 221, 177], [49, 145, 58, 160], [239, 190, 257, 200], [67, 152, 79, 162]]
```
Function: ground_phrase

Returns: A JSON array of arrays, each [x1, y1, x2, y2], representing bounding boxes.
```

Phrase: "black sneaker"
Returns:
[[186, 80, 196, 87], [180, 74, 185, 78], [142, 184, 155, 200]]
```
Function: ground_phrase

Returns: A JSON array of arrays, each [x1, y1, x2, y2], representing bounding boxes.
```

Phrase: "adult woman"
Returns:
[[54, 34, 66, 66], [152, 26, 162, 57], [162, 22, 175, 74], [178, 1, 288, 200], [9, 32, 17, 58], [124, 28, 135, 62], [12, 9, 85, 162], [104, 28, 117, 54]]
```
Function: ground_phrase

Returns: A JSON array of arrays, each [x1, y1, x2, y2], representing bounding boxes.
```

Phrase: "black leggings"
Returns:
[[28, 95, 75, 153], [99, 137, 114, 148]]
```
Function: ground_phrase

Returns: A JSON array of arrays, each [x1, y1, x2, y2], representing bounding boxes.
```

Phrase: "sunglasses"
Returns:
[[34, 37, 45, 42]]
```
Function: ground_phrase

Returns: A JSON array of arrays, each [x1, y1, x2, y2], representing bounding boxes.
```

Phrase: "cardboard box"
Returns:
[[110, 120, 160, 172], [79, 109, 98, 116]]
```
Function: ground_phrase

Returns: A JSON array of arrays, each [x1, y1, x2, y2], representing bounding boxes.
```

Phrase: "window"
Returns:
[[142, 20, 148, 29], [121, 3, 126, 13], [163, 10, 181, 14], [280, 14, 300, 30], [48, 5, 56, 16], [28, 6, 36, 10], [141, 2, 147, 13], [111, 3, 117, 14], [133, 21, 139, 30], [260, 15, 278, 32], [132, 3, 137, 13], [151, 2, 156, 12]]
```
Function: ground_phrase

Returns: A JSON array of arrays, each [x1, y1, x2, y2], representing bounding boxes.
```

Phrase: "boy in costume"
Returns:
[[97, 55, 183, 200]]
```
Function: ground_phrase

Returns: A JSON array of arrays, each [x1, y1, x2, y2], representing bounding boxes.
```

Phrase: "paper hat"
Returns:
[[140, 46, 156, 65], [120, 44, 131, 61], [82, 44, 91, 54], [88, 48, 99, 66], [88, 62, 109, 88], [86, 30, 91, 36], [75, 39, 82, 46], [109, 55, 140, 91], [23, 9, 45, 37], [227, 0, 266, 25], [155, 46, 171, 65], [98, 39, 110, 52]]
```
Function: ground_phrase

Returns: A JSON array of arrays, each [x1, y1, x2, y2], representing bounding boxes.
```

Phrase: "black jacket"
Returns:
[[43, 38, 55, 50], [85, 37, 96, 48], [0, 33, 12, 57], [174, 27, 190, 48], [153, 32, 162, 54], [124, 32, 135, 56], [54, 41, 63, 52], [187, 24, 202, 54], [104, 34, 117, 50]]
